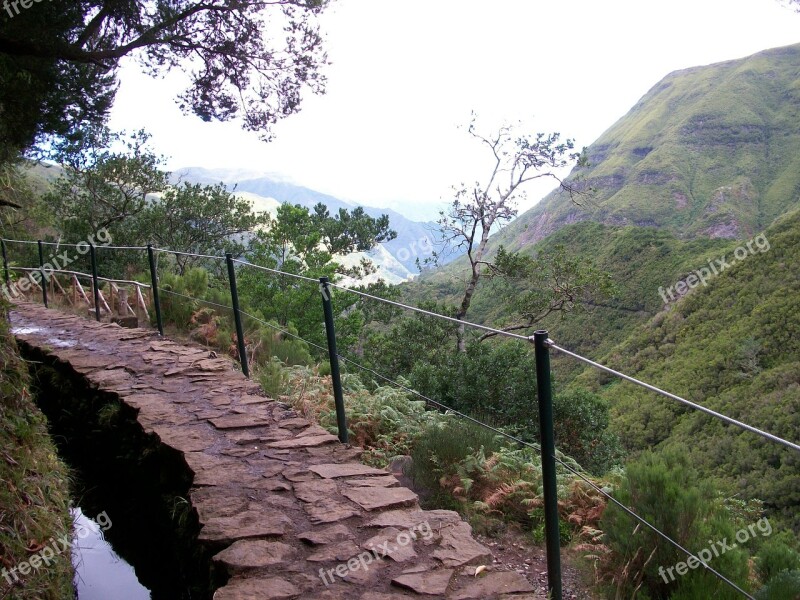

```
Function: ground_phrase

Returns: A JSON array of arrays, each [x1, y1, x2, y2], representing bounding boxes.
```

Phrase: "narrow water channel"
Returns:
[[71, 508, 151, 599], [20, 344, 226, 600]]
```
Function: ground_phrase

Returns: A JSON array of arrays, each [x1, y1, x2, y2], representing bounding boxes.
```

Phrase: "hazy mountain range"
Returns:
[[173, 167, 452, 284]]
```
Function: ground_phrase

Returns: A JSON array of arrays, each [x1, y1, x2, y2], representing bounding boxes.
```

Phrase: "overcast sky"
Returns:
[[108, 0, 800, 221]]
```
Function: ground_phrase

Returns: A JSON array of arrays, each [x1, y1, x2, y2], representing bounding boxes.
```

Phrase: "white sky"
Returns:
[[108, 0, 800, 221]]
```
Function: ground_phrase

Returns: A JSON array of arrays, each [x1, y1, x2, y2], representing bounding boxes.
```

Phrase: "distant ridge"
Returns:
[[492, 42, 800, 252]]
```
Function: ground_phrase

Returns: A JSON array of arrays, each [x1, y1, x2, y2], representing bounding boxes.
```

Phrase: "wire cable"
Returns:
[[158, 288, 234, 313], [0, 238, 40, 245], [237, 308, 330, 354], [151, 247, 225, 261], [232, 258, 321, 285], [548, 340, 800, 453], [327, 281, 533, 342], [550, 454, 755, 599]]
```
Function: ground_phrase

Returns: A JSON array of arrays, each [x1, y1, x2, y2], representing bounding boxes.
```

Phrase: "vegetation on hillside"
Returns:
[[0, 310, 74, 598]]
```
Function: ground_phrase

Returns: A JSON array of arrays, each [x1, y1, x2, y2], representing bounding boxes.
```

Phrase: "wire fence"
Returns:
[[2, 236, 797, 600]]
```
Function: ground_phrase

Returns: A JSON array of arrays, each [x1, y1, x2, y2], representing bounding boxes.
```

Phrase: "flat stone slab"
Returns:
[[198, 509, 293, 544], [308, 463, 388, 479], [431, 522, 492, 567], [450, 571, 535, 599], [304, 498, 361, 524], [293, 479, 339, 503], [307, 540, 361, 563], [213, 577, 300, 600], [392, 569, 454, 595], [213, 540, 297, 572], [267, 433, 339, 449], [298, 524, 353, 545], [362, 528, 417, 562], [210, 414, 274, 429], [341, 487, 418, 512]]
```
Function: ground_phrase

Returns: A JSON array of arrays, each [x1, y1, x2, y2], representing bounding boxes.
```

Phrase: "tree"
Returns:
[[0, 0, 328, 156], [476, 244, 616, 341], [238, 202, 396, 349], [434, 117, 588, 350], [46, 127, 169, 243], [133, 182, 265, 274]]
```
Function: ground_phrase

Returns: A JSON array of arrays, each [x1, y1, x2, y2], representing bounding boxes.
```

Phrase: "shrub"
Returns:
[[599, 449, 751, 599], [756, 531, 800, 585]]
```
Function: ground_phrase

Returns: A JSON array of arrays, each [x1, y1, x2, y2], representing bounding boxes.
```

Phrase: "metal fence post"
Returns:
[[1, 239, 9, 286], [534, 330, 562, 600], [89, 243, 100, 322], [37, 240, 48, 307], [147, 245, 163, 335], [319, 277, 348, 444], [225, 253, 249, 378]]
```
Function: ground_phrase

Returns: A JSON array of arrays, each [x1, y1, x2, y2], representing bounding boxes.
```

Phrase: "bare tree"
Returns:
[[435, 116, 586, 351]]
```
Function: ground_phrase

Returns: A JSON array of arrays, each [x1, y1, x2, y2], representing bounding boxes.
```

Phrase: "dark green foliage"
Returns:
[[756, 532, 800, 585], [601, 450, 751, 599], [590, 208, 800, 532], [754, 570, 800, 600], [409, 417, 506, 510]]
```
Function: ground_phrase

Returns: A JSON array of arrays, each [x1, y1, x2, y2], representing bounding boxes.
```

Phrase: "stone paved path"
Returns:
[[10, 302, 541, 599]]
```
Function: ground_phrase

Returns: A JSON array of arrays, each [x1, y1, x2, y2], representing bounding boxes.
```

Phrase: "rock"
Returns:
[[267, 433, 339, 449], [362, 528, 417, 562], [347, 475, 399, 487], [392, 569, 454, 595], [293, 479, 339, 503], [298, 524, 353, 545], [365, 509, 461, 530], [308, 463, 388, 479], [341, 487, 418, 512], [307, 540, 361, 562], [304, 498, 361, 524], [210, 414, 273, 429], [432, 522, 492, 567], [450, 571, 535, 599], [213, 577, 300, 599], [199, 509, 292, 544], [213, 540, 297, 572]]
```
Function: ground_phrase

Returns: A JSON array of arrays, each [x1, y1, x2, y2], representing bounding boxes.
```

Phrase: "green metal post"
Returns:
[[89, 244, 100, 322], [225, 253, 249, 378], [147, 245, 163, 335], [1, 239, 9, 286], [319, 277, 348, 444], [37, 240, 48, 307], [534, 330, 562, 600]]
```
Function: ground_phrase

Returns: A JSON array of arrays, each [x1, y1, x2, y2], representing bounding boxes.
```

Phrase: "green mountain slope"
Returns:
[[495, 42, 800, 251], [577, 208, 800, 531]]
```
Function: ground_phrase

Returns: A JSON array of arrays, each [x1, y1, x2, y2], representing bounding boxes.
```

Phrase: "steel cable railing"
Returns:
[[2, 237, 796, 600]]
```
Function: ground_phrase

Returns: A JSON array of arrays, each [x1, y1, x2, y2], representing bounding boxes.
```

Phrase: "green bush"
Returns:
[[754, 570, 800, 600], [409, 417, 506, 493], [756, 532, 800, 585], [600, 449, 751, 599]]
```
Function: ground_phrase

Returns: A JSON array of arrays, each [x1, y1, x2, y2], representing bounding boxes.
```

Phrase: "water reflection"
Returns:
[[71, 508, 151, 600]]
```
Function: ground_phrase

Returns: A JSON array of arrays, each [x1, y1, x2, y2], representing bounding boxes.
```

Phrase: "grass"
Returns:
[[0, 306, 74, 599]]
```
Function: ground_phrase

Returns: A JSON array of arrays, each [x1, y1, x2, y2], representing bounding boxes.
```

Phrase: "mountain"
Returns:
[[491, 42, 800, 253], [174, 167, 447, 280], [404, 43, 800, 531], [581, 207, 800, 531]]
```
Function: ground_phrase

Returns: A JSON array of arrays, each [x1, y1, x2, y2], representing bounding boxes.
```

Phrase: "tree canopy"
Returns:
[[0, 0, 328, 157]]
